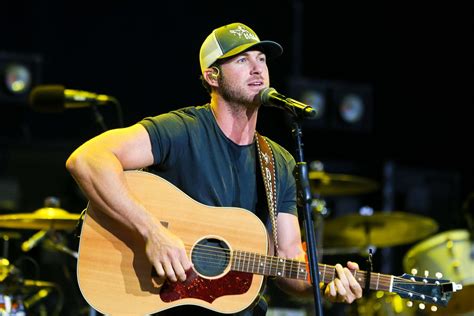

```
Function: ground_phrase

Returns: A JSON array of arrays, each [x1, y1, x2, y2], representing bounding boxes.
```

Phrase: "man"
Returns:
[[66, 22, 362, 315]]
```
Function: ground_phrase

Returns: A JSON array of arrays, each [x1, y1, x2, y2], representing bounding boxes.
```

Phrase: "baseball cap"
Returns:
[[199, 22, 283, 74]]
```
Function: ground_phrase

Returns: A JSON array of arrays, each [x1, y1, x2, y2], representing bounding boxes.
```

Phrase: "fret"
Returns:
[[257, 254, 263, 275], [376, 273, 380, 290], [277, 258, 284, 277], [242, 251, 249, 272], [245, 251, 250, 272], [269, 256, 275, 277], [249, 252, 255, 273], [288, 259, 293, 279], [234, 250, 240, 271]]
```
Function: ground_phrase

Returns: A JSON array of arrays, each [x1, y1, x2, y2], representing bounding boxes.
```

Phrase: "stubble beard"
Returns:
[[218, 74, 260, 113]]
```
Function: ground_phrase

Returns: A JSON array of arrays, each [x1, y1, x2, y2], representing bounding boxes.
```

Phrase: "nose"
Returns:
[[249, 59, 263, 75]]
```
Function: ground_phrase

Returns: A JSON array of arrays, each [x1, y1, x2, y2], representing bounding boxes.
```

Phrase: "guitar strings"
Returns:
[[179, 244, 440, 295]]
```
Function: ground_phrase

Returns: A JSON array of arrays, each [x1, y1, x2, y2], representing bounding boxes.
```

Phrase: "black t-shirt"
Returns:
[[139, 104, 297, 216], [139, 104, 297, 315]]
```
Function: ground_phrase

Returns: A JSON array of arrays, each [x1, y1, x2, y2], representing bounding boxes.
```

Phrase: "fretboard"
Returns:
[[231, 250, 393, 291]]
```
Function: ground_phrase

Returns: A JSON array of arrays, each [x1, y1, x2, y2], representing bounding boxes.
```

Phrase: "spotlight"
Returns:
[[301, 90, 326, 120], [0, 52, 42, 105], [332, 82, 373, 132], [288, 77, 329, 129], [288, 77, 374, 133], [339, 94, 365, 123], [4, 63, 32, 95]]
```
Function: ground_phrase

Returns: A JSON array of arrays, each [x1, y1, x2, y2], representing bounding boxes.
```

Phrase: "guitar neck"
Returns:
[[232, 250, 392, 292]]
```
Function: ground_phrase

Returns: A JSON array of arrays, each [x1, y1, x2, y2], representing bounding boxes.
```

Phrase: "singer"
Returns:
[[66, 22, 362, 315]]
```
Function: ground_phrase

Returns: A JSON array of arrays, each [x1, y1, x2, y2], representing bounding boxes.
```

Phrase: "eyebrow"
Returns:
[[236, 51, 266, 58]]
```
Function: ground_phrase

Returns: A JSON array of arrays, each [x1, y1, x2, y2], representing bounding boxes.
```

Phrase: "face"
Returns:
[[217, 50, 270, 108]]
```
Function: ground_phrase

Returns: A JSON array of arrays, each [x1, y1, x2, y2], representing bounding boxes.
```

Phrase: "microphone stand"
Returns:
[[291, 119, 324, 316], [90, 104, 108, 132]]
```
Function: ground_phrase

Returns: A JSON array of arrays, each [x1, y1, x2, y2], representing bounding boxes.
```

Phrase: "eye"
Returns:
[[236, 57, 247, 63]]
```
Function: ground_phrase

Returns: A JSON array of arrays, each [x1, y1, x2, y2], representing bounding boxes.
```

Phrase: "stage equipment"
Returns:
[[403, 229, 474, 315], [309, 171, 379, 196], [323, 211, 438, 248]]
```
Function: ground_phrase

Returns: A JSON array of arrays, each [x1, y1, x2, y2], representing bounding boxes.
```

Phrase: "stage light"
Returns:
[[4, 63, 32, 95], [288, 77, 329, 129], [300, 90, 326, 120], [332, 82, 373, 132], [0, 52, 42, 105], [339, 94, 365, 123], [288, 77, 374, 133]]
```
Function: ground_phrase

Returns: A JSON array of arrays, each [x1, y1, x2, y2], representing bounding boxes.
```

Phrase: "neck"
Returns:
[[210, 96, 258, 145]]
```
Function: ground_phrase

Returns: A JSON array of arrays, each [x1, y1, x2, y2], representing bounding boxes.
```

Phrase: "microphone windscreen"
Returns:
[[29, 85, 65, 112], [259, 87, 275, 105]]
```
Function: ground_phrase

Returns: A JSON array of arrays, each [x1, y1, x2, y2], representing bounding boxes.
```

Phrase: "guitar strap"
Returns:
[[255, 132, 279, 255]]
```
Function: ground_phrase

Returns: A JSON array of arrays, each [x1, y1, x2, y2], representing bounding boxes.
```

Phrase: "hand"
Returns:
[[323, 261, 362, 303], [145, 224, 192, 282]]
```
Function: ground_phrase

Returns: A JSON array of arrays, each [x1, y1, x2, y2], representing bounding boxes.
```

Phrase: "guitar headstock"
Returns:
[[393, 272, 462, 307]]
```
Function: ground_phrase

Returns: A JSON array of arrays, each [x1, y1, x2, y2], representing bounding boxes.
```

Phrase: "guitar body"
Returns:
[[77, 170, 268, 315]]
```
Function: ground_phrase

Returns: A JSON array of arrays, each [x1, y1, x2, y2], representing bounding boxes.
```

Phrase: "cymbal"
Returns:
[[323, 212, 438, 248], [0, 207, 81, 230], [309, 171, 379, 196]]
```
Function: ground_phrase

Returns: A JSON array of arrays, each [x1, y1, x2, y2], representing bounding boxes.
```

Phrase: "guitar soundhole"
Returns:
[[191, 238, 230, 277]]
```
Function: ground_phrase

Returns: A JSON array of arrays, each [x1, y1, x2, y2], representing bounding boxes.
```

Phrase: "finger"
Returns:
[[334, 278, 347, 298], [180, 250, 193, 271], [171, 257, 187, 282], [327, 281, 337, 297], [335, 264, 350, 289], [343, 267, 363, 298], [162, 260, 177, 282], [347, 261, 359, 270], [154, 262, 166, 279]]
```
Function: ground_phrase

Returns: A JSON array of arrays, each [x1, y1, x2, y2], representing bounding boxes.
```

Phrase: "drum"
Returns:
[[403, 229, 474, 315]]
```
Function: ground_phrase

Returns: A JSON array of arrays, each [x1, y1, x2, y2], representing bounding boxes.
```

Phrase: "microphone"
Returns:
[[29, 84, 115, 113], [259, 87, 317, 118], [21, 229, 48, 252]]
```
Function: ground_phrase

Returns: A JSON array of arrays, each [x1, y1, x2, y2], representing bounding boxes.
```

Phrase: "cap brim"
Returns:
[[218, 40, 283, 62]]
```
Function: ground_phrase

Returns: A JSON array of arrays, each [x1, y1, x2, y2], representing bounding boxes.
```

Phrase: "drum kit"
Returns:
[[0, 202, 81, 315], [308, 170, 473, 316]]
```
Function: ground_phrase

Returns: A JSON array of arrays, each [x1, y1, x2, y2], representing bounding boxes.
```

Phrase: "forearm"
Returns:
[[274, 277, 313, 298]]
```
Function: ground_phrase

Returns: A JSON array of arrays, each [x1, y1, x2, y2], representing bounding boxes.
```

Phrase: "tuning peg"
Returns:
[[431, 305, 438, 312], [424, 270, 429, 277], [435, 272, 443, 279], [411, 268, 418, 275], [407, 301, 413, 308], [418, 303, 425, 310]]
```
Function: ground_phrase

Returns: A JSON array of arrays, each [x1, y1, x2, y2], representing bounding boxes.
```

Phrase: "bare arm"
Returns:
[[273, 213, 362, 303], [66, 124, 191, 281]]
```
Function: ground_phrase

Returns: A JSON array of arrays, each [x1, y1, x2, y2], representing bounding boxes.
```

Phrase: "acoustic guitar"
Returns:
[[77, 171, 460, 315]]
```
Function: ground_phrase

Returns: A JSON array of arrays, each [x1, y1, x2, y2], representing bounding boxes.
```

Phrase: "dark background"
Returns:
[[0, 1, 472, 315]]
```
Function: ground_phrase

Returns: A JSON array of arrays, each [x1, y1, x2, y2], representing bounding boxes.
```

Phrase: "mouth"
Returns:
[[247, 80, 264, 88]]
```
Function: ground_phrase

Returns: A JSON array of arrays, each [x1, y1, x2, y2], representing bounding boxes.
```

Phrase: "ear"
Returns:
[[203, 67, 220, 87]]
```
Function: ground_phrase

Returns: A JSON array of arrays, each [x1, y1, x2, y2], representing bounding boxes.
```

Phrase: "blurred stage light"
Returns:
[[289, 77, 373, 133], [4, 63, 32, 94], [288, 77, 329, 129], [332, 82, 373, 132], [300, 90, 326, 120], [339, 94, 364, 123], [0, 52, 42, 105]]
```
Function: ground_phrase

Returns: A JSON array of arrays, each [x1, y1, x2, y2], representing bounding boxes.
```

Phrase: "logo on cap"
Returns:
[[229, 25, 258, 41]]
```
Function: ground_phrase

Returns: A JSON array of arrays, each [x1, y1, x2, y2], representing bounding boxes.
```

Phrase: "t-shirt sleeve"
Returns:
[[138, 113, 190, 167]]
